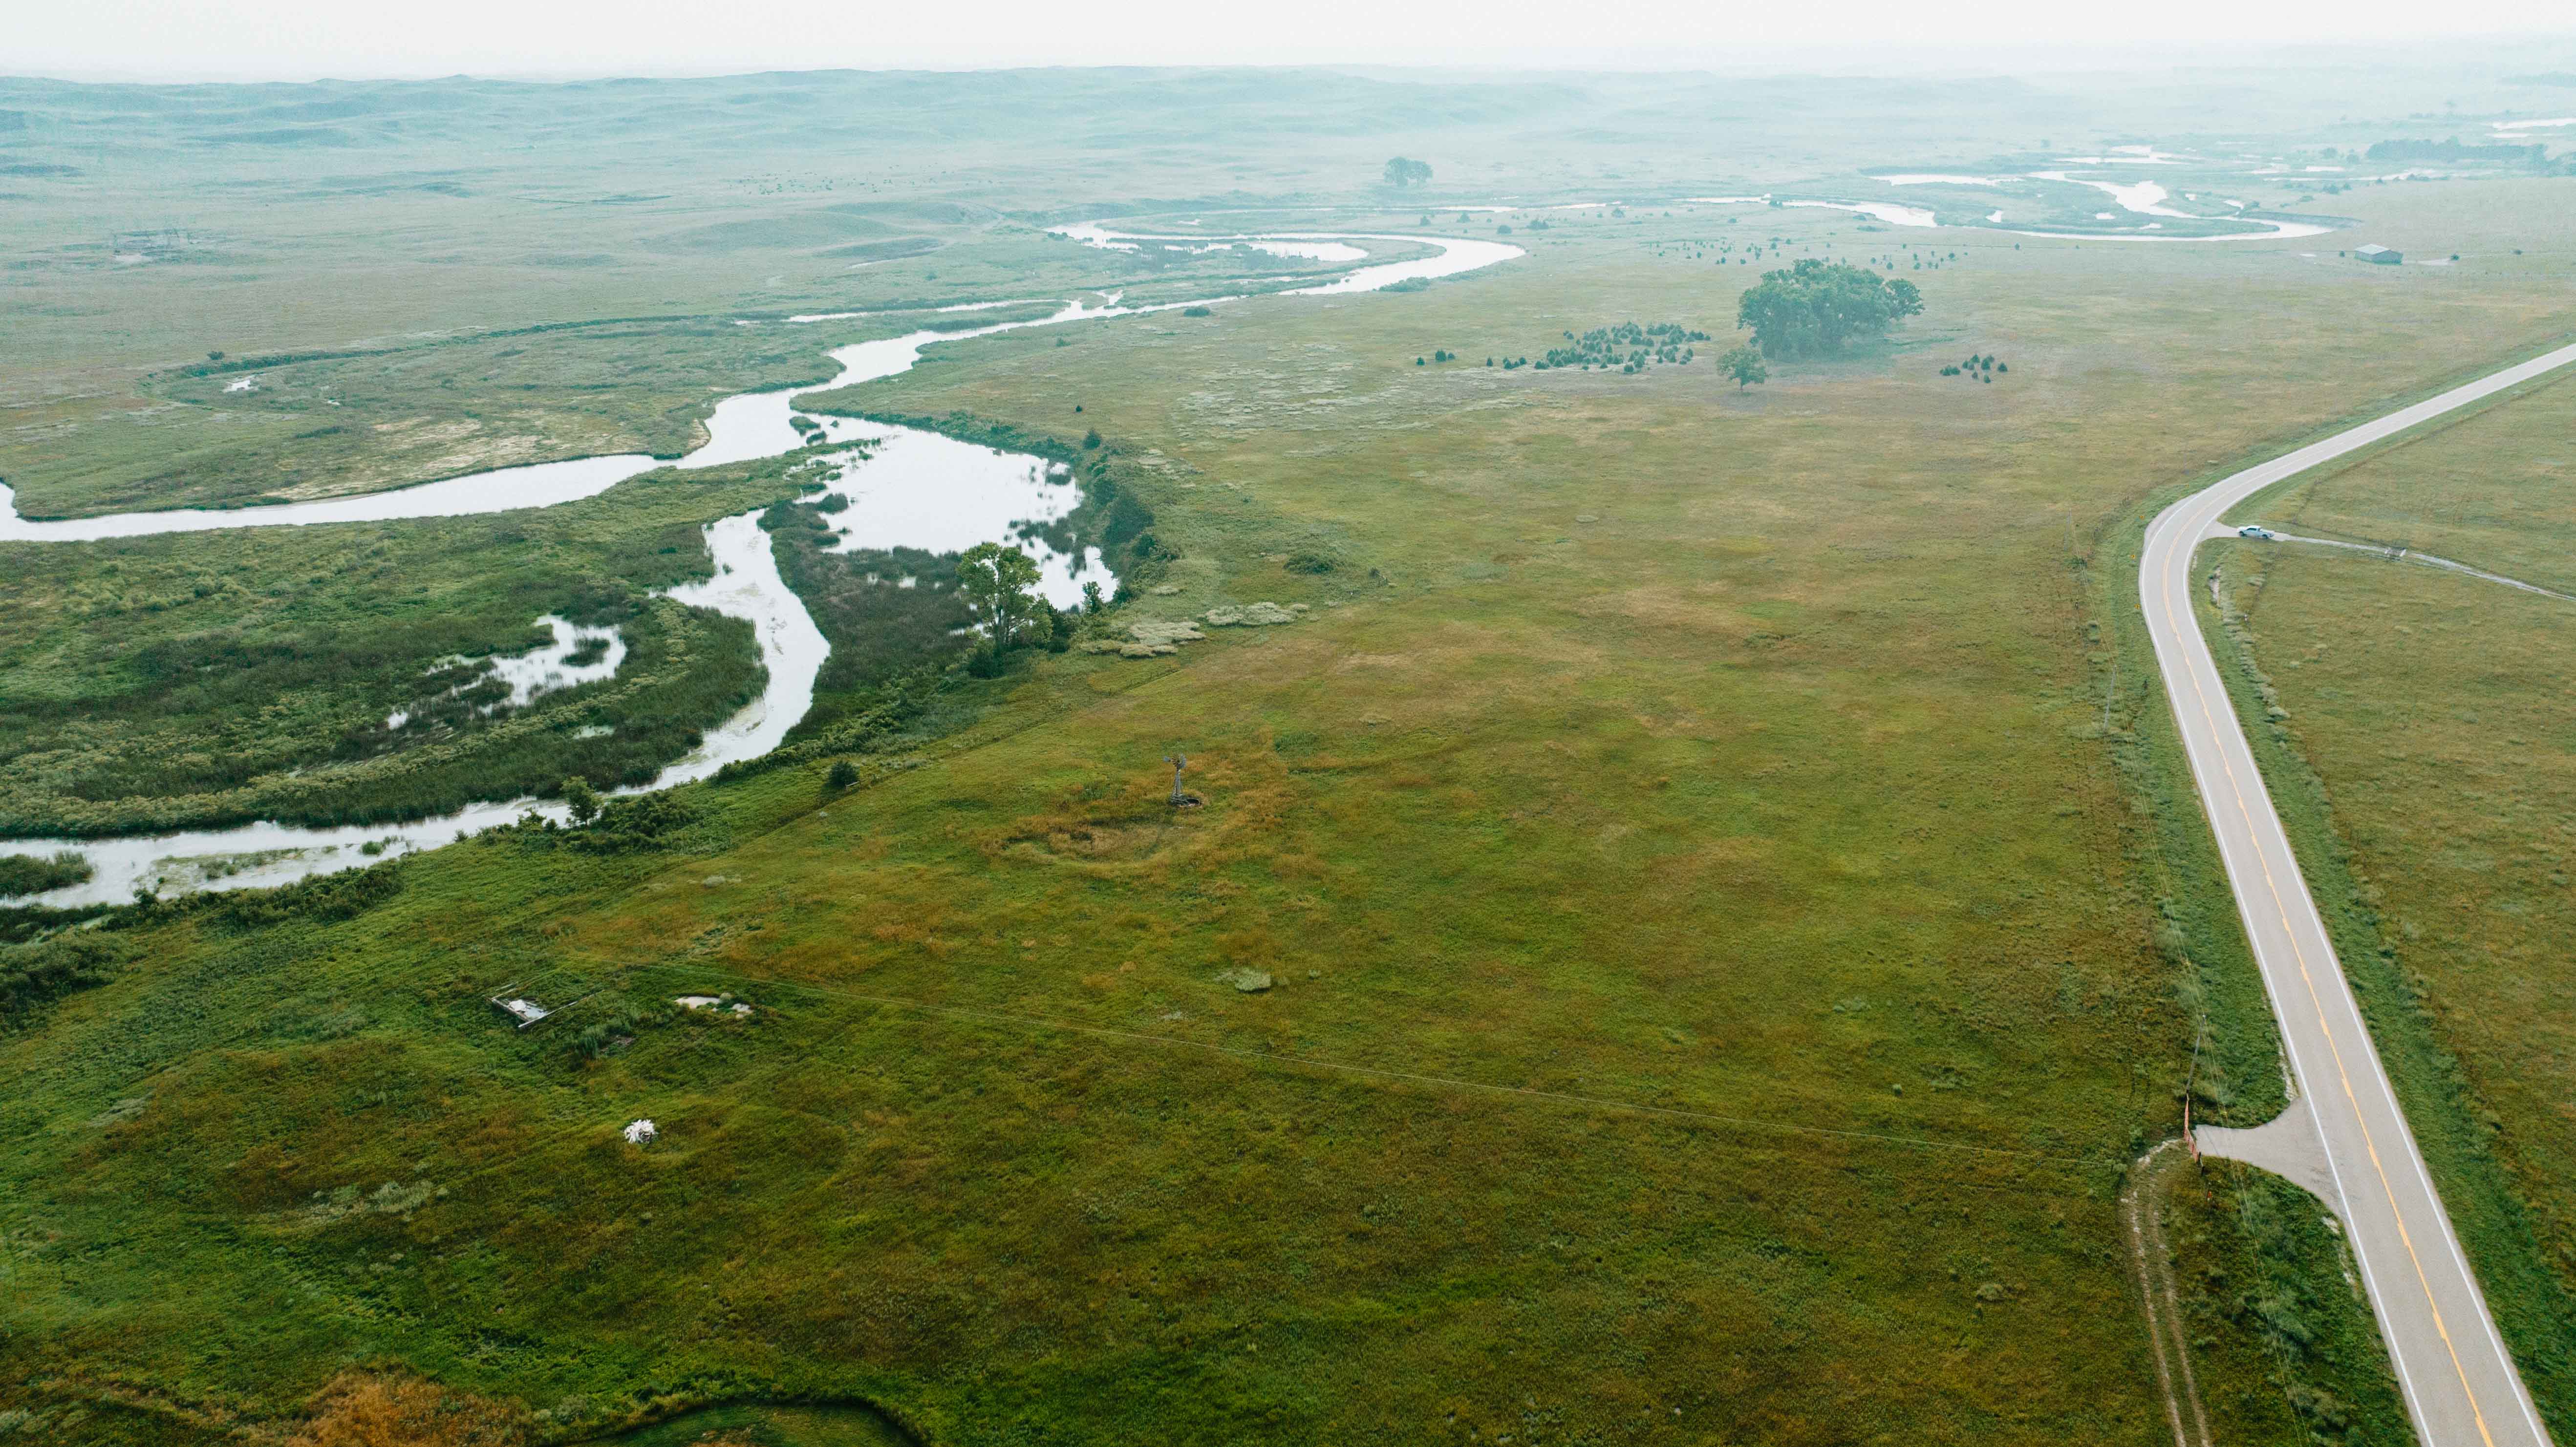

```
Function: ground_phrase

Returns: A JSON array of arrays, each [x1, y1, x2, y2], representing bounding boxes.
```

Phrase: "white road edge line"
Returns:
[[2145, 340, 2576, 1447]]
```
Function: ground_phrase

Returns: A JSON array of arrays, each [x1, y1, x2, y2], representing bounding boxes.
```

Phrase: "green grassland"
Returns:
[[8, 63, 2576, 1447]]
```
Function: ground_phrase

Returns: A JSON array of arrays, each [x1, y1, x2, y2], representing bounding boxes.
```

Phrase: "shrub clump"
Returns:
[[0, 851, 90, 900], [713, 661, 945, 787], [207, 858, 406, 931], [1535, 321, 1707, 373], [0, 931, 136, 1025], [565, 791, 700, 853]]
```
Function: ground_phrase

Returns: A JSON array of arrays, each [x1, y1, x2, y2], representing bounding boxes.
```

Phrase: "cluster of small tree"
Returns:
[[1416, 350, 1460, 365], [1939, 353, 2007, 381], [537, 787, 701, 854], [1736, 259, 1924, 360], [1534, 321, 1710, 373]]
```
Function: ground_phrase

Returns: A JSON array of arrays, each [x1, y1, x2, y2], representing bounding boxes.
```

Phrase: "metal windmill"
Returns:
[[1163, 752, 1189, 808]]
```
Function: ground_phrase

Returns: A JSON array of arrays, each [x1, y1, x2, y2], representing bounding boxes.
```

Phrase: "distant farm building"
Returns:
[[2355, 244, 2402, 265]]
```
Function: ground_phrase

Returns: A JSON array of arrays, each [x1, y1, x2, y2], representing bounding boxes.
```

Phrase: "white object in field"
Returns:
[[494, 997, 549, 1026], [623, 1119, 658, 1146]]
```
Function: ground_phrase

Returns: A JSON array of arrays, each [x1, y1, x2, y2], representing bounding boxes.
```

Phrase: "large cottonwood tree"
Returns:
[[1736, 259, 1923, 360]]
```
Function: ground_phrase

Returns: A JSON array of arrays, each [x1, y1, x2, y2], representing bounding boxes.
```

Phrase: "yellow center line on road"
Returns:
[[2157, 525, 2501, 1447]]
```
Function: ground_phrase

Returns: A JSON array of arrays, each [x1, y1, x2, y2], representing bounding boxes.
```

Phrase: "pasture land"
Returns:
[[7, 64, 2576, 1445]]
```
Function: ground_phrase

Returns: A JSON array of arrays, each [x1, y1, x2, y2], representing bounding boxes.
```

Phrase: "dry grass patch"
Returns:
[[290, 1373, 529, 1447]]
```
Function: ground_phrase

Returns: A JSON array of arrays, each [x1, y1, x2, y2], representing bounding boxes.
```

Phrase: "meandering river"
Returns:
[[0, 228, 1523, 906]]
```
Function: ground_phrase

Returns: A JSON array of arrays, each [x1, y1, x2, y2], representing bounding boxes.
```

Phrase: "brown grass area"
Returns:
[[289, 1373, 529, 1447]]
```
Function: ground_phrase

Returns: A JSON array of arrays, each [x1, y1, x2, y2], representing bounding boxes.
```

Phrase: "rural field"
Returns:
[[6, 60, 2576, 1447]]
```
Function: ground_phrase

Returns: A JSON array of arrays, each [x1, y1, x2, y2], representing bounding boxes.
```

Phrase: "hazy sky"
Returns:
[[11, 0, 2575, 81]]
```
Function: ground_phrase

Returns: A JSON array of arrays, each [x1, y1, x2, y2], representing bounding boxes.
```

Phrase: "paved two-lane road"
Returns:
[[2144, 341, 2576, 1447]]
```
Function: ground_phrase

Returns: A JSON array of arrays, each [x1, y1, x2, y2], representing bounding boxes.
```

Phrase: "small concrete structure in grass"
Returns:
[[2355, 244, 2402, 264], [491, 996, 550, 1027]]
